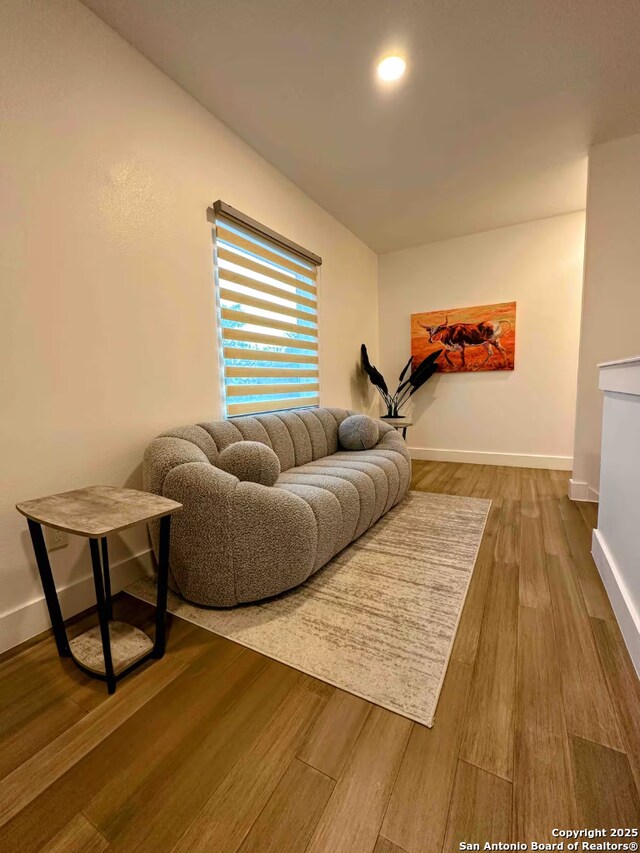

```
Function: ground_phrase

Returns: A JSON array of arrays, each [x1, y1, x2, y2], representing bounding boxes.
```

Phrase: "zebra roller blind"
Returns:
[[213, 210, 321, 418]]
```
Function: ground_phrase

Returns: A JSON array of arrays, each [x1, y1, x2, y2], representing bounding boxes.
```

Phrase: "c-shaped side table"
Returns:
[[16, 485, 182, 694]]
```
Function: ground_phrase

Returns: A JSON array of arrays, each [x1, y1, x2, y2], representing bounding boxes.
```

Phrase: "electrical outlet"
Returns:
[[45, 526, 69, 551]]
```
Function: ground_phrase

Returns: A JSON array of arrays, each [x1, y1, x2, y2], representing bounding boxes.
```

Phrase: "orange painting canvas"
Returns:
[[411, 301, 516, 373]]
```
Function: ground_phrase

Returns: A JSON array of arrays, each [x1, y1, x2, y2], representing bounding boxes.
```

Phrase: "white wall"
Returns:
[[0, 0, 378, 652], [572, 132, 640, 498], [378, 213, 585, 468]]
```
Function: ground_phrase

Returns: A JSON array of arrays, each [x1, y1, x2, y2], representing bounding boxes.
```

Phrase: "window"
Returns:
[[211, 201, 322, 418]]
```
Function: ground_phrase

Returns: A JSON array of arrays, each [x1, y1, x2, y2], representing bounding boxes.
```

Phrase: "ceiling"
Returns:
[[82, 0, 640, 252]]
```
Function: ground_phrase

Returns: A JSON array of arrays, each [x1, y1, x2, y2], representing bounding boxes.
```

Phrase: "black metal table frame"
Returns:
[[26, 515, 172, 694]]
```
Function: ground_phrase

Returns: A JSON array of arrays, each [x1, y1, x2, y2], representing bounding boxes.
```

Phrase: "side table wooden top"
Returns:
[[16, 485, 182, 537], [382, 417, 413, 428]]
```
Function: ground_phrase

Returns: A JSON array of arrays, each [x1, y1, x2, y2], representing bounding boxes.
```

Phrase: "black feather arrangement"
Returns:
[[360, 344, 442, 417]]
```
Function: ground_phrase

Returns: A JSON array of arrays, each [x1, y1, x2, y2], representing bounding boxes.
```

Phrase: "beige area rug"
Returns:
[[128, 491, 490, 727]]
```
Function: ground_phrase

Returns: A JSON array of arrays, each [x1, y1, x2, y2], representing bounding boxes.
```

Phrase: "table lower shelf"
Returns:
[[69, 621, 154, 676]]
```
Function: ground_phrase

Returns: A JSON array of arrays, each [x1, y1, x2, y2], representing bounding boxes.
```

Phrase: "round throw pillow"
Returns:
[[217, 441, 281, 486], [339, 414, 379, 451]]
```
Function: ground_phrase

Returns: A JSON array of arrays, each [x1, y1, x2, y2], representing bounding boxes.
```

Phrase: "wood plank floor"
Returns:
[[1, 462, 638, 852]]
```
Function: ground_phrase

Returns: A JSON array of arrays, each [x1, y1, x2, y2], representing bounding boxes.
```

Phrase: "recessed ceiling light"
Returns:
[[377, 56, 406, 82]]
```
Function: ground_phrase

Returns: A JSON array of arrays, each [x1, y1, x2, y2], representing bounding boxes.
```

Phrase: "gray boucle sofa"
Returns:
[[143, 407, 411, 606]]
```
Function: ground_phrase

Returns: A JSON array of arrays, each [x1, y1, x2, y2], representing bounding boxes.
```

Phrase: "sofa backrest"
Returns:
[[198, 407, 354, 470], [144, 408, 356, 495]]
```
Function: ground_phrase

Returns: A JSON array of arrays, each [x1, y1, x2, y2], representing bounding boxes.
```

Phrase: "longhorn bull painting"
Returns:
[[411, 301, 516, 373]]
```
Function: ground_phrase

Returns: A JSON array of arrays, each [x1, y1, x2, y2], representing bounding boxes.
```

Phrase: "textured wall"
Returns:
[[0, 0, 378, 648]]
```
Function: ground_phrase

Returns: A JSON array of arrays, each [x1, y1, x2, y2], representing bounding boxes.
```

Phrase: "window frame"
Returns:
[[209, 201, 323, 419]]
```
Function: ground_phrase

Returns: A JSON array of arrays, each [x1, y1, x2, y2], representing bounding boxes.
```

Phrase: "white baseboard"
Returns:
[[592, 529, 640, 677], [568, 479, 600, 502], [0, 550, 153, 655], [409, 446, 573, 470]]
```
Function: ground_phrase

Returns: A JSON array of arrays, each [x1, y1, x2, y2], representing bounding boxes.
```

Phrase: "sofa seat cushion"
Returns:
[[327, 449, 410, 510], [275, 482, 344, 570], [301, 460, 389, 525], [277, 445, 409, 552], [316, 451, 402, 513], [276, 471, 361, 551], [279, 463, 377, 539]]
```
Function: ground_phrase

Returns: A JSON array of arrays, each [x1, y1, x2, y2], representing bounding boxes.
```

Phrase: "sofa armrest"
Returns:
[[376, 425, 408, 450], [231, 480, 317, 602], [376, 418, 395, 438], [375, 428, 412, 494], [162, 461, 317, 606], [159, 462, 238, 605]]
